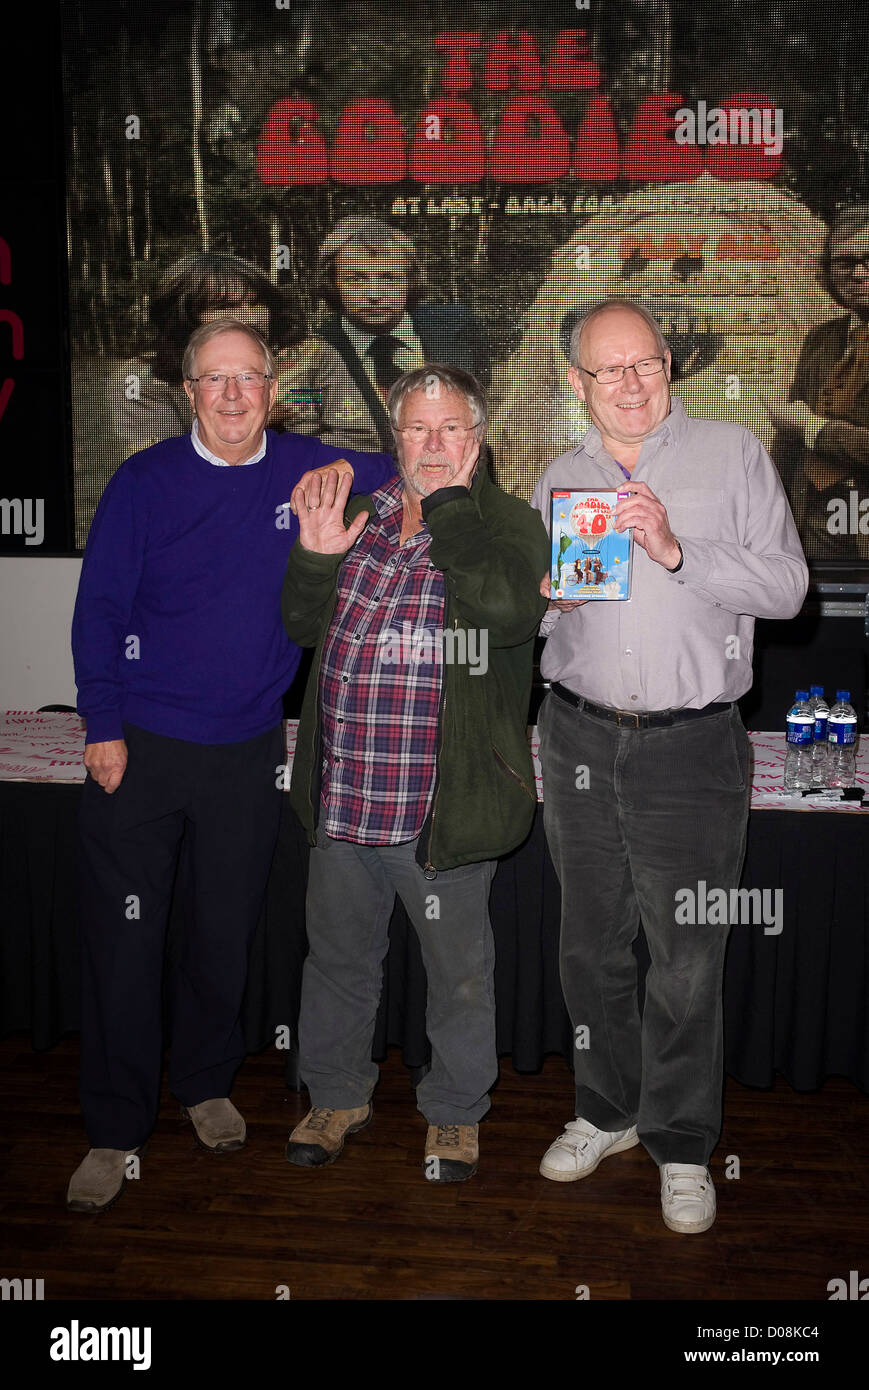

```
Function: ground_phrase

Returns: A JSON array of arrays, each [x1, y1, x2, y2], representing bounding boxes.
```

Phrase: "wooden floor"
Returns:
[[1, 1034, 867, 1303]]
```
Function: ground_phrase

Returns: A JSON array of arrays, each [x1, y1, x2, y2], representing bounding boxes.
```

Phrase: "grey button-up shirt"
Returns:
[[530, 398, 809, 711]]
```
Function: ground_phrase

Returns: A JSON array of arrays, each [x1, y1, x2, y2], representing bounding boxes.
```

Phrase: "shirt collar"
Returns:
[[578, 395, 686, 461], [343, 312, 418, 359], [372, 474, 408, 524], [190, 418, 267, 467]]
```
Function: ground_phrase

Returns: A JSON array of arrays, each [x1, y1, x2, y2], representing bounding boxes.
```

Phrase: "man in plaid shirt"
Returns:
[[281, 363, 549, 1181]]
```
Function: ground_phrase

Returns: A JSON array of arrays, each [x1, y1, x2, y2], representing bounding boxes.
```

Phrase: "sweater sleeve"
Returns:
[[71, 463, 148, 744], [421, 484, 550, 647]]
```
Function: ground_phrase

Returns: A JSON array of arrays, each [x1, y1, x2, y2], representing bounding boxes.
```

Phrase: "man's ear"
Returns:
[[663, 350, 673, 382], [183, 380, 196, 412], [567, 365, 586, 403]]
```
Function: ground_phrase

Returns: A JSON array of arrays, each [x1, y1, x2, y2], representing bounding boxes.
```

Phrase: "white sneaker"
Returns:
[[539, 1118, 639, 1182], [660, 1163, 716, 1233]]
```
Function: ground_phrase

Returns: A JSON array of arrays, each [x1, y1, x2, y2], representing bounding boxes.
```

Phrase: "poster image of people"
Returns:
[[62, 0, 869, 565]]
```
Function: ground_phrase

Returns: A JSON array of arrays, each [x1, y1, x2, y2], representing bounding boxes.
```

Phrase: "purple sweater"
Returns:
[[72, 430, 394, 745]]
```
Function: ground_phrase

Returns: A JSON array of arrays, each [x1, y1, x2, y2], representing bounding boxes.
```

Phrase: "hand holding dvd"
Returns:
[[540, 573, 588, 610], [613, 481, 680, 570]]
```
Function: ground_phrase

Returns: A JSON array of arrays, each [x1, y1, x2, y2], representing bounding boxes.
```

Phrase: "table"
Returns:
[[1, 713, 867, 1092]]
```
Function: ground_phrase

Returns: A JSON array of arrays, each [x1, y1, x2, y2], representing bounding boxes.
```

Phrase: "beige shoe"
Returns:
[[285, 1104, 372, 1167], [66, 1146, 144, 1213], [424, 1123, 479, 1182], [181, 1097, 246, 1152]]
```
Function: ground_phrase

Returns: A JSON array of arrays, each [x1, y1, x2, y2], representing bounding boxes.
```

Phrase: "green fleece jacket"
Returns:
[[281, 465, 550, 871]]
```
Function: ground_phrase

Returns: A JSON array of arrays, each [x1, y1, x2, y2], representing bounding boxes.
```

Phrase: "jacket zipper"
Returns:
[[492, 745, 536, 801]]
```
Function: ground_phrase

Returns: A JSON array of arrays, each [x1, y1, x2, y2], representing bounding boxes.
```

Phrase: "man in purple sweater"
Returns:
[[68, 318, 393, 1211]]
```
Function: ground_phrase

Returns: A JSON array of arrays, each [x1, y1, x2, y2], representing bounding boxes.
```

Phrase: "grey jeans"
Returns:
[[538, 691, 751, 1165], [299, 832, 497, 1124]]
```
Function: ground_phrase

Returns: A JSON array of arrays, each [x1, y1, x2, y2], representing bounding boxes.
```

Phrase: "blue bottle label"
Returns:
[[813, 716, 828, 740], [786, 721, 813, 747], [829, 720, 857, 746]]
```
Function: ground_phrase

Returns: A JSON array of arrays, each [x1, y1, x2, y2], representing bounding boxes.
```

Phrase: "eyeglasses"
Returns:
[[830, 255, 869, 275], [188, 372, 274, 391], [396, 423, 476, 443], [579, 357, 666, 384]]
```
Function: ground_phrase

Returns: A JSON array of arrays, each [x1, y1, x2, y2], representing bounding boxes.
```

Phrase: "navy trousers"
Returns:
[[77, 722, 283, 1148]]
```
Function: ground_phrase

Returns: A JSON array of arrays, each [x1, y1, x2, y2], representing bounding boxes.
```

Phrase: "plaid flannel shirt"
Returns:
[[318, 476, 446, 844]]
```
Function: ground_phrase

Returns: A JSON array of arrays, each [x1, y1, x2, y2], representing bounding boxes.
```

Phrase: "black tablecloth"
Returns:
[[1, 782, 867, 1091]]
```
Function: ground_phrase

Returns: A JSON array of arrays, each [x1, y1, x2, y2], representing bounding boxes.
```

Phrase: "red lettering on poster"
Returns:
[[491, 96, 570, 182], [330, 99, 407, 184], [0, 378, 14, 423], [257, 99, 328, 184], [0, 238, 10, 285], [433, 33, 482, 92], [545, 30, 601, 90], [409, 100, 486, 182], [716, 231, 780, 259], [573, 94, 621, 180], [622, 94, 703, 181], [484, 30, 543, 92]]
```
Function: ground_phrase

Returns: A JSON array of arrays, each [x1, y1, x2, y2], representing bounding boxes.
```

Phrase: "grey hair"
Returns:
[[568, 297, 669, 369], [386, 363, 488, 440], [182, 317, 277, 381]]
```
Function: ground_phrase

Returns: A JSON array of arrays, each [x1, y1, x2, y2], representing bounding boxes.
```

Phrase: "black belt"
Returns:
[[549, 681, 733, 729]]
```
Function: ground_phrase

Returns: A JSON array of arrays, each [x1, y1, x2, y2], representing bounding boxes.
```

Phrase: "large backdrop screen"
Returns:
[[59, 0, 869, 565]]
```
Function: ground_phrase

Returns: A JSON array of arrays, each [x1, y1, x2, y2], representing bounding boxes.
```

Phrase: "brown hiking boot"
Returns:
[[285, 1104, 372, 1167], [181, 1098, 246, 1153], [424, 1123, 479, 1182], [66, 1146, 145, 1213]]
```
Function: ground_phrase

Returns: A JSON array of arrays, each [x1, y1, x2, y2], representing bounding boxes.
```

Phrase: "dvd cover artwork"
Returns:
[[550, 490, 632, 600]]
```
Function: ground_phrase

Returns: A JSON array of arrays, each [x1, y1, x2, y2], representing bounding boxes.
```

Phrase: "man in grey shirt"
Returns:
[[530, 297, 808, 1234]]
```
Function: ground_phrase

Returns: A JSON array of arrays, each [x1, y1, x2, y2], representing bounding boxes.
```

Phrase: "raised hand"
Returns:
[[291, 467, 368, 555], [290, 458, 354, 515], [450, 436, 481, 492]]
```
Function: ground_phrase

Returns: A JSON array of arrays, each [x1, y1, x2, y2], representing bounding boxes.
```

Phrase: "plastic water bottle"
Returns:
[[809, 685, 830, 787], [784, 690, 814, 790], [827, 690, 858, 788]]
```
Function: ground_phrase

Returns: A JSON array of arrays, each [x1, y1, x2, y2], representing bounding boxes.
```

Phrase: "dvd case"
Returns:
[[550, 490, 632, 600]]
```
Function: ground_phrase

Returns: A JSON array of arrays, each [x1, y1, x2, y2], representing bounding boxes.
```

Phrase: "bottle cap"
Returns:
[[836, 690, 850, 701], [795, 691, 809, 700], [810, 686, 824, 697]]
